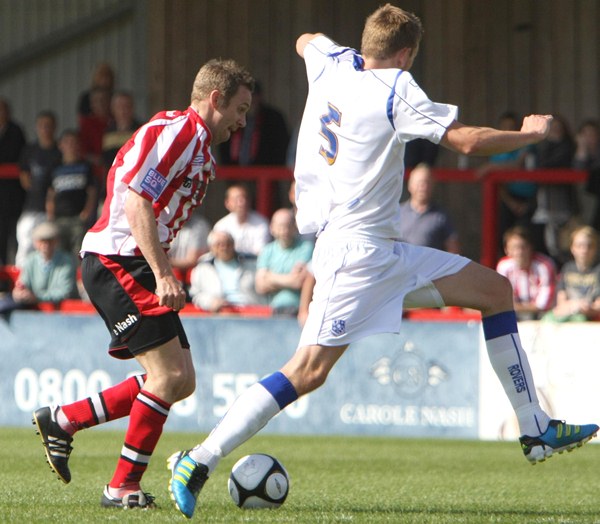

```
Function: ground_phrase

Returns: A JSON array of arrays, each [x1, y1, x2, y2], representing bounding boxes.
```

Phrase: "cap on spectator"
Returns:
[[32, 222, 60, 241]]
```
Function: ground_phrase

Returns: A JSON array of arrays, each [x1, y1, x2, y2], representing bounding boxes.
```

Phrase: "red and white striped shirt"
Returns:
[[496, 253, 557, 311], [81, 107, 215, 256]]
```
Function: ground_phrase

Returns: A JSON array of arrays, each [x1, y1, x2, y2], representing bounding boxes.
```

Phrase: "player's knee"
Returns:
[[481, 272, 513, 313]]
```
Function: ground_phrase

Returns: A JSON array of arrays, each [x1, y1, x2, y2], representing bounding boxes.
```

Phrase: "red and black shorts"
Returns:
[[81, 253, 189, 360]]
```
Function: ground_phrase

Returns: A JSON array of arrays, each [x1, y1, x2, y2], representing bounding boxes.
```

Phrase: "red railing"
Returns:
[[0, 163, 587, 268]]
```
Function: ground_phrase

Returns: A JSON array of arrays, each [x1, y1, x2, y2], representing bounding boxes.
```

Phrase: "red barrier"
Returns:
[[0, 163, 587, 267]]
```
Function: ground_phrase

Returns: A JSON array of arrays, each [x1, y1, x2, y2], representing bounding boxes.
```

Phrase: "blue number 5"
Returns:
[[319, 103, 341, 165]]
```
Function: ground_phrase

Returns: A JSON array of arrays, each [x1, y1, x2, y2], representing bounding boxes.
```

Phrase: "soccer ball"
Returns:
[[228, 453, 290, 509]]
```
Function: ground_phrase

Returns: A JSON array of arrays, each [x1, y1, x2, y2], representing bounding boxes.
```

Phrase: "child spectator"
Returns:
[[46, 130, 97, 258], [15, 110, 62, 267], [189, 229, 261, 312], [255, 208, 314, 315], [496, 226, 557, 320], [545, 226, 600, 322]]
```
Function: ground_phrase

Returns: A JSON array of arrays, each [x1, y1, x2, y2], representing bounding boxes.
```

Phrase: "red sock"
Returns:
[[109, 389, 171, 490], [60, 374, 146, 432]]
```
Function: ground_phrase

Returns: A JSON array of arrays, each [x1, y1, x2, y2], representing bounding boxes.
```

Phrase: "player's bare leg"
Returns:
[[434, 261, 598, 463], [102, 336, 194, 509]]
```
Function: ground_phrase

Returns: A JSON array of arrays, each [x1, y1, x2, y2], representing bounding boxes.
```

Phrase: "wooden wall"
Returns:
[[146, 0, 600, 142]]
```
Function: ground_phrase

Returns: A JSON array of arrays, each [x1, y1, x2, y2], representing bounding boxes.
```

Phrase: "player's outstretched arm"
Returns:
[[441, 115, 552, 157]]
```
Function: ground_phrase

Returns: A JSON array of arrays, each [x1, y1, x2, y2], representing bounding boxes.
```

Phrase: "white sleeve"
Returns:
[[393, 73, 458, 144]]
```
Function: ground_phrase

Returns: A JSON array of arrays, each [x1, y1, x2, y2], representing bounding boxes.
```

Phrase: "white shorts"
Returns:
[[299, 232, 470, 348]]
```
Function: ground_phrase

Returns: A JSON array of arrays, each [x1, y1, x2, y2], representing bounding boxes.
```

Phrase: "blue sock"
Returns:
[[259, 371, 298, 409], [482, 310, 517, 340]]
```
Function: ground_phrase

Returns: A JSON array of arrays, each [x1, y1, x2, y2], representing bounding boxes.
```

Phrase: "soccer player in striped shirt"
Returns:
[[32, 58, 254, 509], [167, 4, 599, 520]]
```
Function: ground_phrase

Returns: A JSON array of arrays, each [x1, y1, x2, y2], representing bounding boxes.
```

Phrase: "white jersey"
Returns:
[[294, 35, 458, 239]]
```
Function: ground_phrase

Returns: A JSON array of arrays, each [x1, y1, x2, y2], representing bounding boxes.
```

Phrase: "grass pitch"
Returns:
[[1, 427, 599, 523]]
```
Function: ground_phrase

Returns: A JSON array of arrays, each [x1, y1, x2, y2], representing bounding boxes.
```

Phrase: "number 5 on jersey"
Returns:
[[319, 102, 341, 165]]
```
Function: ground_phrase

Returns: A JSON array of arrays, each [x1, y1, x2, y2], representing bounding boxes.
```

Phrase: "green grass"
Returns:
[[2, 427, 599, 523]]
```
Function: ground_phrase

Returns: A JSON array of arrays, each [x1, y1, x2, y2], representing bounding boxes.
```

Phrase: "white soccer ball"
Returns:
[[228, 453, 290, 509]]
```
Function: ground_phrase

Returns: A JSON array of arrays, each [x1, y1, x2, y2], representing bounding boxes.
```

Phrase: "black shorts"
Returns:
[[81, 253, 189, 360]]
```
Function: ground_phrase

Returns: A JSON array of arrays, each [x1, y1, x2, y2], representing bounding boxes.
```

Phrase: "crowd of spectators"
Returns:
[[4, 70, 600, 323]]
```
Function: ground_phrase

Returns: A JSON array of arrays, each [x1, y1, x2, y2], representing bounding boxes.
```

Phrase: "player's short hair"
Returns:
[[191, 59, 255, 107], [361, 4, 423, 60]]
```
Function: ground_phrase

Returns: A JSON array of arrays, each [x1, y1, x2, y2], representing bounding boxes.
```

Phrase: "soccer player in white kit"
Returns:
[[168, 5, 598, 518]]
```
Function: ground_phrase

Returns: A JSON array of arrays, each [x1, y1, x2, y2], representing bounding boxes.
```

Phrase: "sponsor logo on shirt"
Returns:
[[140, 168, 167, 200]]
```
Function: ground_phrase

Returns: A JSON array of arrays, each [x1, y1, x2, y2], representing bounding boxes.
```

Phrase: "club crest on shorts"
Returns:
[[331, 319, 346, 336]]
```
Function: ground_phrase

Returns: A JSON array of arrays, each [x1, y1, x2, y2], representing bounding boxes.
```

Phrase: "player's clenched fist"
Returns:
[[520, 114, 553, 138]]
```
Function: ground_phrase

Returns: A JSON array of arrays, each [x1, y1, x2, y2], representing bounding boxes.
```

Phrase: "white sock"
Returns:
[[55, 407, 76, 435], [486, 333, 550, 436], [189, 382, 281, 470]]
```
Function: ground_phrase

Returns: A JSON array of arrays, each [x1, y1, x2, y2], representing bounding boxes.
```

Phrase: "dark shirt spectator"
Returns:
[[47, 130, 97, 257], [217, 82, 289, 165], [574, 119, 600, 230], [531, 114, 577, 263], [16, 110, 62, 268], [399, 163, 460, 253], [101, 90, 142, 169], [0, 97, 27, 264]]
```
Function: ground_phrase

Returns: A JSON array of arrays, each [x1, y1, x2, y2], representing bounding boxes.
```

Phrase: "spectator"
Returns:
[[255, 208, 314, 315], [15, 110, 62, 268], [102, 90, 142, 169], [496, 226, 557, 320], [0, 97, 27, 264], [544, 225, 600, 322], [574, 119, 600, 230], [217, 81, 289, 166], [477, 112, 536, 253], [168, 207, 211, 290], [189, 229, 262, 312], [531, 115, 578, 263], [398, 163, 460, 253], [79, 86, 113, 168], [213, 183, 270, 257], [47, 130, 97, 258], [0, 221, 77, 314], [77, 62, 115, 117]]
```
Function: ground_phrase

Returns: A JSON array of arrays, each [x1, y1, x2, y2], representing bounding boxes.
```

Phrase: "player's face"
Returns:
[[213, 86, 252, 145]]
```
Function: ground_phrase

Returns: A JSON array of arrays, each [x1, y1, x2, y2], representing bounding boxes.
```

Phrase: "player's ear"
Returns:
[[209, 90, 222, 109]]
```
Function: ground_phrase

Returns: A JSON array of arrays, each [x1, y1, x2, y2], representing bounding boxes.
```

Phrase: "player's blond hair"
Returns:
[[191, 59, 255, 107], [361, 4, 423, 60]]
